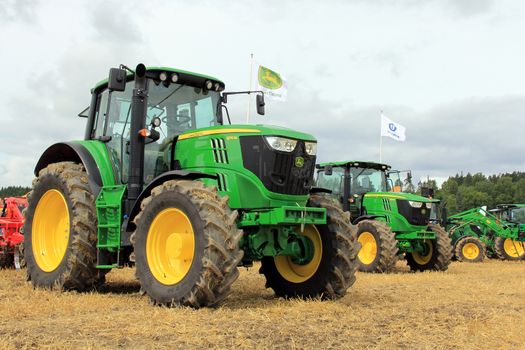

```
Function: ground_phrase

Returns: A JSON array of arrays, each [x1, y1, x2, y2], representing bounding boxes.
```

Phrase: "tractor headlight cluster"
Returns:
[[304, 142, 317, 155], [265, 136, 298, 152], [425, 202, 433, 209], [408, 201, 423, 208]]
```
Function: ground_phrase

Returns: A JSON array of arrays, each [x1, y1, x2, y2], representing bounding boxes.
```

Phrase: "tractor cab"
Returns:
[[316, 161, 390, 219], [83, 67, 228, 185]]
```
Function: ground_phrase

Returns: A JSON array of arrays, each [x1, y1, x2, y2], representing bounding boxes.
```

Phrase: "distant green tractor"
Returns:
[[446, 205, 525, 262], [316, 161, 452, 273], [23, 64, 359, 308]]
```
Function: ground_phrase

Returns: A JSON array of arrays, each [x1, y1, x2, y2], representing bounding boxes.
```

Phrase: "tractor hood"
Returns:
[[365, 192, 439, 203], [178, 124, 316, 142]]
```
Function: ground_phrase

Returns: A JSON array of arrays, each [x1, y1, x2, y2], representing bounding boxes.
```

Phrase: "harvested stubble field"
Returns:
[[0, 260, 524, 350]]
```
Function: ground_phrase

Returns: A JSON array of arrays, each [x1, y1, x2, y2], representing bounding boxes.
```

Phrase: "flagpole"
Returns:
[[246, 53, 254, 123], [379, 110, 383, 163]]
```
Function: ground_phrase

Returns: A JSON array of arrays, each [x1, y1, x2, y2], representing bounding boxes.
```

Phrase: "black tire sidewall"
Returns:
[[356, 221, 382, 272], [456, 236, 484, 262], [261, 223, 338, 298], [134, 191, 206, 304], [25, 173, 76, 286]]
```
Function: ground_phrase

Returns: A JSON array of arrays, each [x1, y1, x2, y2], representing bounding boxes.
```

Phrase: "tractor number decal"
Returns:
[[258, 66, 283, 90]]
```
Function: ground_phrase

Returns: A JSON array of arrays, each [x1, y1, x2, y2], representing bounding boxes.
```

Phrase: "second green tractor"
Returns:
[[316, 161, 452, 273]]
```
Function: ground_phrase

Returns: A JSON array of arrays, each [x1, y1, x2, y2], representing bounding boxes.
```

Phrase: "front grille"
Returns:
[[239, 135, 316, 195], [396, 200, 431, 226]]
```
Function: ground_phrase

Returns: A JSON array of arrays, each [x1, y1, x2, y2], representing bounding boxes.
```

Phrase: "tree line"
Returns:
[[416, 172, 525, 215], [0, 186, 31, 198]]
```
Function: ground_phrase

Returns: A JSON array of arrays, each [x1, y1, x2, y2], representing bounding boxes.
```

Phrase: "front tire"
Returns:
[[259, 195, 359, 300], [406, 224, 452, 271], [494, 237, 525, 261], [133, 180, 243, 308], [356, 220, 398, 273], [23, 162, 98, 290], [454, 236, 485, 263]]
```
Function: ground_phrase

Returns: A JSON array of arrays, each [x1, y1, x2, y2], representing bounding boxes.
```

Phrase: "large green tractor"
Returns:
[[446, 205, 525, 262], [23, 64, 359, 307], [316, 161, 452, 273]]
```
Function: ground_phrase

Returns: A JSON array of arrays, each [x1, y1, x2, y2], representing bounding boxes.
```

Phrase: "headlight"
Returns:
[[408, 201, 423, 208], [425, 203, 433, 209], [265, 136, 298, 152], [305, 142, 317, 155]]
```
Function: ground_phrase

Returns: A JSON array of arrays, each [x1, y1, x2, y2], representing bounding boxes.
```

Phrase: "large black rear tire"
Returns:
[[132, 180, 243, 308], [23, 162, 99, 290], [356, 220, 398, 273], [260, 195, 359, 300]]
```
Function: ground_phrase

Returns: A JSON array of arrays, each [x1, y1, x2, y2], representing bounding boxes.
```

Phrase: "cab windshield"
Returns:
[[316, 166, 388, 196], [350, 167, 387, 195], [146, 82, 221, 135], [508, 207, 525, 223]]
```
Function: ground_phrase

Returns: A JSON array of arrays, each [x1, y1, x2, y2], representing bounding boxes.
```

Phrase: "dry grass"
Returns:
[[0, 260, 524, 349]]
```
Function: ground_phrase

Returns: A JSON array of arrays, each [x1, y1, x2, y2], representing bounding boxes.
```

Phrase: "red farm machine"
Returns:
[[0, 197, 28, 269]]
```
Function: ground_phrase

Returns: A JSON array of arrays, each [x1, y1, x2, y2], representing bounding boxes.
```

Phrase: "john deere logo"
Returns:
[[258, 66, 283, 90], [295, 156, 304, 168]]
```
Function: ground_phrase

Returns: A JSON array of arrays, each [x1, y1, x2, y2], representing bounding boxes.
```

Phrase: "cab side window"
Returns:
[[93, 90, 109, 138]]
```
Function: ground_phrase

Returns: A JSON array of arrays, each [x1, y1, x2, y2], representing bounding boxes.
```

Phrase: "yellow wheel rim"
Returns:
[[462, 242, 480, 260], [357, 231, 377, 265], [275, 225, 322, 283], [32, 189, 70, 272], [412, 241, 433, 265], [146, 208, 195, 285], [503, 238, 525, 258]]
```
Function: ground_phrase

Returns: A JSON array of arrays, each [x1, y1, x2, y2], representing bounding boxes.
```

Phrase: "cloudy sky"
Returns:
[[1, 0, 524, 187]]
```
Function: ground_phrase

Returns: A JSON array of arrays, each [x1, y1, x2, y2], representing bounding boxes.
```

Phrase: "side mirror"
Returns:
[[256, 94, 265, 115], [325, 165, 333, 176], [108, 68, 127, 91]]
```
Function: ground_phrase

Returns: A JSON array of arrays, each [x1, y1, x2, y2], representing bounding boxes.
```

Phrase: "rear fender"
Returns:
[[34, 142, 103, 196]]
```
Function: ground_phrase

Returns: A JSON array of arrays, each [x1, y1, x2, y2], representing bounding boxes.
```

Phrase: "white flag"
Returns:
[[253, 63, 287, 101], [381, 113, 406, 142]]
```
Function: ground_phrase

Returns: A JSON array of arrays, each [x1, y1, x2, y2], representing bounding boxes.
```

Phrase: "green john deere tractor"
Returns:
[[23, 64, 359, 307], [446, 205, 525, 262], [316, 161, 452, 273]]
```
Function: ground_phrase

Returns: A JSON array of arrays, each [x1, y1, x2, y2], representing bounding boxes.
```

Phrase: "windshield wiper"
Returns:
[[151, 84, 186, 108]]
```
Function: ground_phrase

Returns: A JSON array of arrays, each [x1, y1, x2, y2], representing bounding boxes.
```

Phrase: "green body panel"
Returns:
[[74, 140, 117, 186], [359, 192, 436, 253], [95, 185, 126, 268], [174, 124, 315, 209], [446, 206, 525, 254]]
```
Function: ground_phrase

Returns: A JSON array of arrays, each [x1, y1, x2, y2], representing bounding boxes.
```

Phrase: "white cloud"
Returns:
[[0, 0, 524, 187]]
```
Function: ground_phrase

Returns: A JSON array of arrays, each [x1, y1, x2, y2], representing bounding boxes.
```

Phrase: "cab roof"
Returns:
[[317, 160, 391, 171], [92, 66, 225, 92]]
